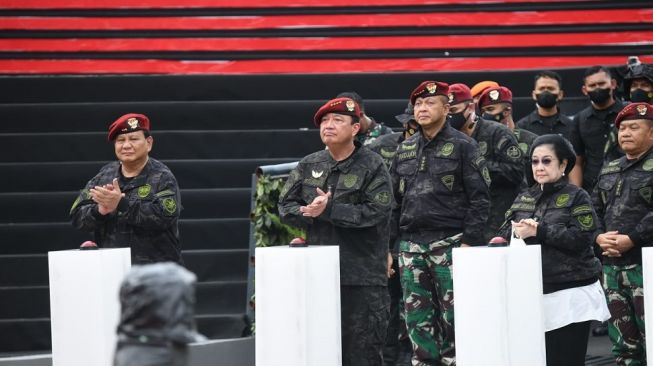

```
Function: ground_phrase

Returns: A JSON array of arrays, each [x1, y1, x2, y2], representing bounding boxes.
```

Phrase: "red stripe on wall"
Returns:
[[1, 56, 652, 74], [0, 0, 595, 10], [1, 9, 649, 31], [1, 32, 650, 52]]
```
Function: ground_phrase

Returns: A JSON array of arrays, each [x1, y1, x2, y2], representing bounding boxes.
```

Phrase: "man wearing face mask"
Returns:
[[448, 83, 524, 241], [623, 63, 653, 104], [478, 86, 538, 183], [574, 65, 626, 192], [517, 71, 583, 187]]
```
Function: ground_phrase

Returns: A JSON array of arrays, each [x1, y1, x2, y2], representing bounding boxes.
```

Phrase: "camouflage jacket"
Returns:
[[514, 127, 538, 187], [356, 120, 395, 146], [592, 147, 653, 266], [390, 125, 491, 247], [278, 143, 393, 286], [367, 132, 403, 169], [498, 178, 601, 293], [70, 158, 183, 264]]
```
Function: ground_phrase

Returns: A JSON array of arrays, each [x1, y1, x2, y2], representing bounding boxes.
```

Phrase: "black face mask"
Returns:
[[448, 111, 468, 130], [630, 88, 653, 103], [588, 87, 611, 105], [536, 91, 558, 109], [482, 111, 503, 123]]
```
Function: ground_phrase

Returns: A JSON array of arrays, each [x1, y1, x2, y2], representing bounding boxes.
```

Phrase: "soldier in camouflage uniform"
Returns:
[[447, 83, 524, 242], [337, 91, 394, 146], [498, 134, 608, 366], [70, 113, 183, 264], [278, 97, 392, 366], [592, 102, 653, 366], [390, 81, 490, 366], [368, 103, 418, 366]]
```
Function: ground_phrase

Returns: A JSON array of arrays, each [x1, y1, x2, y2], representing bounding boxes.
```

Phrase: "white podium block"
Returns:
[[255, 246, 341, 366], [48, 248, 131, 366], [643, 247, 653, 359], [453, 246, 545, 366]]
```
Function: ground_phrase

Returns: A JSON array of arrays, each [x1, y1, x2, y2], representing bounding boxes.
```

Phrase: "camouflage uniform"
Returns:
[[470, 118, 524, 241], [592, 148, 653, 365], [514, 127, 538, 186], [70, 158, 183, 264], [278, 142, 392, 366], [368, 131, 413, 365], [390, 125, 490, 366], [358, 119, 395, 146], [498, 178, 601, 293]]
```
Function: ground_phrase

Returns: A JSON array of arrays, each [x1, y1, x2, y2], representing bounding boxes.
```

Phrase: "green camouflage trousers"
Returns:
[[604, 264, 646, 366], [398, 234, 461, 366]]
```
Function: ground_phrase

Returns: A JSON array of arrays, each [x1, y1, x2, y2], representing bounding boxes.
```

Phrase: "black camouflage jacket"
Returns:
[[278, 143, 393, 286], [498, 178, 601, 293], [367, 132, 403, 169], [390, 124, 491, 247], [70, 158, 183, 264], [592, 147, 653, 266]]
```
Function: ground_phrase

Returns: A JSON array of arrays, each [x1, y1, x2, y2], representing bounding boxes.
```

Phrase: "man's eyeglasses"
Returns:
[[531, 158, 556, 166]]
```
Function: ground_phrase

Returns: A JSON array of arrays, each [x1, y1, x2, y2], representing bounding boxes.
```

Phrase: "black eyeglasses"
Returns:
[[531, 158, 556, 166]]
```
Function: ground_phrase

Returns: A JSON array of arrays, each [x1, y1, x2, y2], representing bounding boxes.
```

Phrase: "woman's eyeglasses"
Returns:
[[531, 158, 556, 166]]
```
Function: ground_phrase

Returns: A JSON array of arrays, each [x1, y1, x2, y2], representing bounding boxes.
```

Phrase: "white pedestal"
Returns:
[[255, 246, 341, 366], [453, 246, 545, 366], [48, 248, 131, 366], [643, 247, 653, 359]]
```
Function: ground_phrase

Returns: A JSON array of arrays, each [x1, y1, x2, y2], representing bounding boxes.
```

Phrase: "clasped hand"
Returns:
[[596, 231, 634, 257], [89, 178, 125, 215], [299, 188, 331, 217], [511, 218, 538, 239]]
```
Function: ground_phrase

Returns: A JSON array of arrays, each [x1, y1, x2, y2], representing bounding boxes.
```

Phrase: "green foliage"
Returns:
[[252, 175, 304, 247]]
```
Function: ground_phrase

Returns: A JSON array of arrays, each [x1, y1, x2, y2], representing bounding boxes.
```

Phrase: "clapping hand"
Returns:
[[300, 188, 331, 217]]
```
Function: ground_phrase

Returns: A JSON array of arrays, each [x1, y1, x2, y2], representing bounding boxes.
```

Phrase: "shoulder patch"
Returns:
[[555, 194, 570, 207], [571, 204, 592, 216], [374, 191, 391, 205], [643, 159, 653, 171], [506, 145, 522, 159], [482, 166, 492, 186], [577, 214, 594, 229], [518, 142, 529, 155], [402, 143, 417, 151], [380, 148, 396, 158], [162, 197, 177, 214]]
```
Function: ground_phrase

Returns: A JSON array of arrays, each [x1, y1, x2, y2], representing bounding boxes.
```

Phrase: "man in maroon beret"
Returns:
[[71, 113, 182, 264], [391, 81, 491, 365], [593, 102, 653, 365], [279, 97, 393, 366]]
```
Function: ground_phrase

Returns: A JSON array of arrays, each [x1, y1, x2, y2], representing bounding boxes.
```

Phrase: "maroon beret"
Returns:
[[615, 102, 653, 129], [313, 97, 362, 127], [447, 83, 473, 105], [108, 113, 150, 141], [478, 86, 513, 108], [409, 81, 449, 105]]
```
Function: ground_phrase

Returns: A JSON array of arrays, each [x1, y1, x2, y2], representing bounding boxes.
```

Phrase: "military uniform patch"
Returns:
[[312, 170, 324, 178], [506, 145, 522, 159], [640, 186, 652, 203], [478, 141, 488, 156], [441, 143, 454, 157], [426, 82, 437, 94], [380, 148, 396, 159], [375, 191, 391, 205], [399, 178, 405, 194], [489, 89, 500, 101], [162, 197, 177, 214], [571, 204, 592, 215], [441, 175, 454, 191], [137, 184, 151, 198], [482, 166, 492, 186], [643, 159, 653, 171], [555, 194, 570, 207], [402, 143, 417, 151], [577, 214, 594, 229], [346, 100, 355, 112], [343, 174, 358, 189], [520, 195, 535, 203], [518, 142, 529, 155]]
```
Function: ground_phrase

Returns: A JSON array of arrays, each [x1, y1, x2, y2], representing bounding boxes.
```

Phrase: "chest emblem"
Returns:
[[441, 175, 455, 191], [478, 141, 488, 156], [343, 174, 358, 189], [311, 170, 324, 178], [555, 194, 570, 207], [640, 187, 652, 204], [137, 184, 151, 198], [643, 159, 653, 171], [441, 143, 454, 157]]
